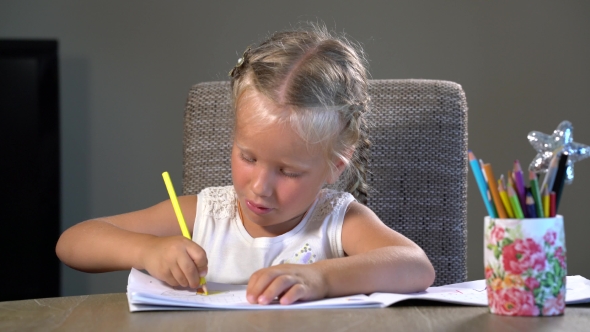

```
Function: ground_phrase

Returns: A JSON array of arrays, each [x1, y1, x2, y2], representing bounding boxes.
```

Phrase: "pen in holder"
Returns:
[[484, 215, 567, 316]]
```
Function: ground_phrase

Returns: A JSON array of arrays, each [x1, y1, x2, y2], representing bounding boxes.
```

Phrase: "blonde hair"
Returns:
[[229, 25, 371, 204]]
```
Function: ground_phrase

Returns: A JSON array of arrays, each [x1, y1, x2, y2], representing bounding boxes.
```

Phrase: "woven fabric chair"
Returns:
[[182, 79, 468, 286]]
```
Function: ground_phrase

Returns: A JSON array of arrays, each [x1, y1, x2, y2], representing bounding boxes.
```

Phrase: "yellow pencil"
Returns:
[[497, 176, 515, 218], [162, 171, 207, 294], [542, 185, 550, 219]]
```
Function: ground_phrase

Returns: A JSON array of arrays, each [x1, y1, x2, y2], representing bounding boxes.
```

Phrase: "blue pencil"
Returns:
[[525, 192, 537, 219], [468, 151, 497, 218]]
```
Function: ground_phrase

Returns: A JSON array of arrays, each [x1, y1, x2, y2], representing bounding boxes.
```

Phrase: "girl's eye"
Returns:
[[281, 170, 301, 178], [240, 154, 255, 163]]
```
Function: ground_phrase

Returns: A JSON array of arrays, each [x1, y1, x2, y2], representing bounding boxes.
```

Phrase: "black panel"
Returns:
[[0, 40, 60, 301]]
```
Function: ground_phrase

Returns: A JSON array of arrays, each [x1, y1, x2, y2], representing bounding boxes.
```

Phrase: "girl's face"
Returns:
[[231, 90, 335, 238]]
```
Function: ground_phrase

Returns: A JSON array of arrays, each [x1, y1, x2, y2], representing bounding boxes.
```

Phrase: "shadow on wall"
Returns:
[[60, 56, 91, 296]]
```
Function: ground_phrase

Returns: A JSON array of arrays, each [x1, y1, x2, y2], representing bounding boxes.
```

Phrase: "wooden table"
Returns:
[[1, 293, 589, 331]]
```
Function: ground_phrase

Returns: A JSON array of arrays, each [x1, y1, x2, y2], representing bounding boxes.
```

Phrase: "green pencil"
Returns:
[[529, 171, 544, 218], [508, 186, 525, 219]]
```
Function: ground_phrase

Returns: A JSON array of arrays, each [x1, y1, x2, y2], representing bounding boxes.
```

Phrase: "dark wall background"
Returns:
[[1, 0, 589, 296]]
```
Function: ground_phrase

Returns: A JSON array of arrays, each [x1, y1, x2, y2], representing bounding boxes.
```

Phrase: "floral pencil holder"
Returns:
[[484, 216, 567, 316]]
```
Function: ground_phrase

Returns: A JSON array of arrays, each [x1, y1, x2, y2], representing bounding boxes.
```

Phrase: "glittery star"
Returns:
[[527, 120, 590, 184]]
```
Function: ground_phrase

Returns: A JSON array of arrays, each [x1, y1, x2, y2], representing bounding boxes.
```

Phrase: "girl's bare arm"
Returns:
[[319, 201, 435, 296], [55, 196, 206, 288]]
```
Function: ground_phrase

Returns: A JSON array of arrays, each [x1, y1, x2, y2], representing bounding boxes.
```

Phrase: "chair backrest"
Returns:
[[183, 79, 468, 286]]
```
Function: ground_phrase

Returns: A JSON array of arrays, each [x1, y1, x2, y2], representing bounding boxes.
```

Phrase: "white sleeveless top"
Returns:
[[192, 186, 355, 284]]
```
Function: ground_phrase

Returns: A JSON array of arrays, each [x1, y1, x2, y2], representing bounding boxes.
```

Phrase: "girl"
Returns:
[[56, 26, 435, 305]]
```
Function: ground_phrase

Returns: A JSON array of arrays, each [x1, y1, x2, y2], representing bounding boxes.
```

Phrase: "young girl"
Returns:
[[56, 26, 435, 305]]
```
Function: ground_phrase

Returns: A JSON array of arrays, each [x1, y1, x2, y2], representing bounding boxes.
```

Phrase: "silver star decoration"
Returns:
[[527, 120, 590, 184]]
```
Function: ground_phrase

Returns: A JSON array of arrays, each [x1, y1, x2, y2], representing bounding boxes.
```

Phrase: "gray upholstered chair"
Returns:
[[182, 80, 468, 286]]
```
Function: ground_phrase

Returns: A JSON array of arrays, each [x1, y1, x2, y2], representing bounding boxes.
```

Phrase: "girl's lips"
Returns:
[[245, 200, 273, 215]]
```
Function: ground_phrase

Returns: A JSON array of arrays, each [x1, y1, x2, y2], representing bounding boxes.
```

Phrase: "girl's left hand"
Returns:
[[246, 264, 327, 305]]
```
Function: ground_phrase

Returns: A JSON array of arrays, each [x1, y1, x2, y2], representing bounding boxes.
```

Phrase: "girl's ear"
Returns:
[[326, 150, 353, 184], [326, 160, 346, 184]]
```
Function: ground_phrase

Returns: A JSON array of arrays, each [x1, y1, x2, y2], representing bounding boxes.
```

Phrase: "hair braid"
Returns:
[[229, 23, 372, 203], [342, 102, 371, 204]]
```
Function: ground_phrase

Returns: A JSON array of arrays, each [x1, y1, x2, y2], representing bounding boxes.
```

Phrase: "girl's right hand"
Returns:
[[139, 236, 208, 289]]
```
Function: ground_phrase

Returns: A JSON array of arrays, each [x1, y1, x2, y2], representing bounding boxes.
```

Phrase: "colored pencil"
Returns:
[[525, 192, 537, 218], [513, 161, 527, 217], [529, 171, 544, 218], [541, 154, 559, 194], [483, 163, 507, 218], [550, 191, 556, 217], [507, 176, 522, 214], [479, 159, 495, 216], [498, 176, 515, 218], [552, 153, 569, 212], [162, 171, 208, 294], [468, 151, 497, 217], [542, 185, 550, 218], [507, 185, 525, 219]]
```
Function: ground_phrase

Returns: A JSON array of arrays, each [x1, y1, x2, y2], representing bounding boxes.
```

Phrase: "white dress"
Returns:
[[192, 186, 355, 284]]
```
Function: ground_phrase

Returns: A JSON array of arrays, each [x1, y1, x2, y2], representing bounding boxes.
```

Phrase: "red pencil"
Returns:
[[550, 191, 556, 217]]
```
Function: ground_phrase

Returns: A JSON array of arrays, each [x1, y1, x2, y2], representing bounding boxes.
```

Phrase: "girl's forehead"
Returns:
[[235, 89, 293, 134], [234, 87, 328, 158], [234, 110, 324, 161], [234, 121, 325, 166]]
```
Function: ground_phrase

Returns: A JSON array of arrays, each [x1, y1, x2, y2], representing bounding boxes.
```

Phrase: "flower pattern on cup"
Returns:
[[484, 219, 567, 316], [490, 287, 540, 316], [544, 230, 557, 246], [502, 238, 546, 274]]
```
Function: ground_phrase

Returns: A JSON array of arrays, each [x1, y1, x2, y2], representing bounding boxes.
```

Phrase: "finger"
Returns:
[[177, 254, 201, 288], [198, 266, 208, 278], [279, 283, 307, 305], [160, 270, 180, 287], [185, 243, 208, 275], [258, 275, 298, 305], [246, 269, 278, 304], [170, 263, 190, 287]]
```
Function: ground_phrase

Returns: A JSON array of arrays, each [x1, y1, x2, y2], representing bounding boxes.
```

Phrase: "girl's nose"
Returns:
[[251, 167, 273, 197]]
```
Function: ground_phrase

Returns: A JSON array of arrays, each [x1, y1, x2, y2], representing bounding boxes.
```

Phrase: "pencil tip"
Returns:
[[204, 284, 209, 295], [526, 193, 535, 203]]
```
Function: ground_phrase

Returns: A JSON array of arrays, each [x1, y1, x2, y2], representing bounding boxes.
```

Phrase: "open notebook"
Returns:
[[127, 268, 590, 312]]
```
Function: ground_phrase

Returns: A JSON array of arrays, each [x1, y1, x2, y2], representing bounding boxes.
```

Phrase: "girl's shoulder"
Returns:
[[198, 186, 237, 218], [317, 188, 354, 201], [315, 188, 355, 216]]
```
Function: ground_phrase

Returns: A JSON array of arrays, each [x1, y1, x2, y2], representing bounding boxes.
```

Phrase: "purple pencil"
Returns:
[[513, 160, 528, 217]]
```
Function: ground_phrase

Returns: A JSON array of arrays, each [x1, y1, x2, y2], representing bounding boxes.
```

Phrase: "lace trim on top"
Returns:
[[199, 186, 237, 220], [313, 190, 353, 220], [310, 189, 354, 226]]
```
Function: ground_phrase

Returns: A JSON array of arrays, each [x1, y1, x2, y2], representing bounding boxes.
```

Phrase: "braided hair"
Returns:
[[229, 25, 371, 204]]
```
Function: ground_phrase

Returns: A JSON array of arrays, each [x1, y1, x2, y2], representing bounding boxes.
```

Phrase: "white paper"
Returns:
[[370, 280, 489, 306], [126, 268, 590, 312], [564, 275, 590, 304]]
